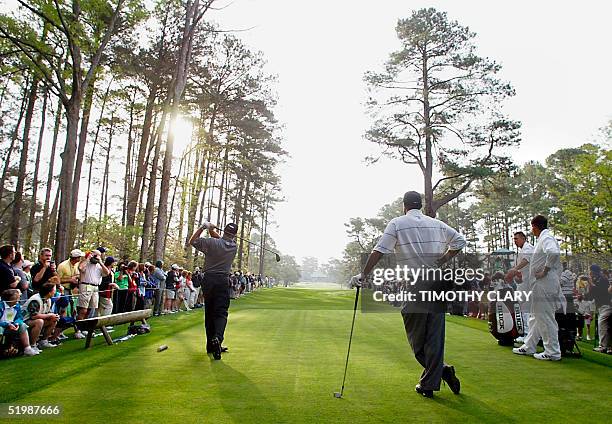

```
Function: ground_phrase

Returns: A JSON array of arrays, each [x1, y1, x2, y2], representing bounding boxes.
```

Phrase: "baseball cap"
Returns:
[[104, 256, 116, 266], [22, 260, 33, 269], [171, 264, 179, 270], [403, 191, 423, 209], [70, 249, 85, 258], [224, 223, 238, 235], [96, 246, 107, 254]]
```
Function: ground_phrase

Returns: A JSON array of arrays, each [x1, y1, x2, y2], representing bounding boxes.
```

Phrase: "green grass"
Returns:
[[1, 288, 611, 423]]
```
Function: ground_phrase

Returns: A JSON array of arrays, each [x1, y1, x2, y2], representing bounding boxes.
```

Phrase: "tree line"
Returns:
[[0, 0, 289, 275], [336, 8, 611, 280]]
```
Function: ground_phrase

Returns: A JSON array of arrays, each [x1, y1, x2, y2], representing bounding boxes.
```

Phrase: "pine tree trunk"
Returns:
[[126, 87, 157, 226], [24, 88, 49, 252], [0, 83, 29, 207], [55, 97, 82, 261], [40, 99, 62, 247], [82, 81, 111, 239], [68, 82, 96, 248], [141, 117, 167, 261], [10, 77, 39, 246], [122, 89, 136, 226]]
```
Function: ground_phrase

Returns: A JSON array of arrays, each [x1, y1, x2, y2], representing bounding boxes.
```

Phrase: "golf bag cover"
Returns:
[[488, 287, 525, 346]]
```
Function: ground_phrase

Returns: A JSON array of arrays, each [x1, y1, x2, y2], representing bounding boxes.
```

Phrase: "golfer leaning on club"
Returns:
[[352, 191, 466, 398], [189, 221, 239, 360]]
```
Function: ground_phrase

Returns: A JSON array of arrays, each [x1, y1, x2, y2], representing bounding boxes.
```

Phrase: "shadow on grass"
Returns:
[[430, 394, 517, 423], [211, 361, 287, 423]]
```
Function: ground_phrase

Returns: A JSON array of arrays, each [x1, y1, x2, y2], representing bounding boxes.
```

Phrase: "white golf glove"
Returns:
[[349, 273, 364, 288], [200, 221, 216, 231]]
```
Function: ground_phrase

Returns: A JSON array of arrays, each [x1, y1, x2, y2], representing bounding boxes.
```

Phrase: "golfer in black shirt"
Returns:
[[189, 221, 238, 360]]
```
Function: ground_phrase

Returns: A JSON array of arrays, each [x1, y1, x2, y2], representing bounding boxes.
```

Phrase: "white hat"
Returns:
[[22, 260, 34, 269], [70, 249, 85, 258], [171, 264, 179, 270]]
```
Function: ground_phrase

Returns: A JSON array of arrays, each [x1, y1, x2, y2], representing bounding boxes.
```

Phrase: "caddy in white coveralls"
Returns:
[[513, 216, 565, 361]]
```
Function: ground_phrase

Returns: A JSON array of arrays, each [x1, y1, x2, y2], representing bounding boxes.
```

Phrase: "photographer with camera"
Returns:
[[76, 250, 110, 321]]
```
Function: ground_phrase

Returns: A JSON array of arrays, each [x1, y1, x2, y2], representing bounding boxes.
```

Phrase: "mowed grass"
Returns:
[[1, 288, 611, 423]]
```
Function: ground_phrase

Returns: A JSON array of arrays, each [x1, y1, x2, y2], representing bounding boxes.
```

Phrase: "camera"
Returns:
[[89, 256, 100, 265]]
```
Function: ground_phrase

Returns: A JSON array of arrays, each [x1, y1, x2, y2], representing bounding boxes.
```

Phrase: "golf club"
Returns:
[[215, 225, 281, 262], [334, 285, 360, 399]]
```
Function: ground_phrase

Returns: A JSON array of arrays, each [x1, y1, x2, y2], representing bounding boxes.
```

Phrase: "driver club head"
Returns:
[[333, 392, 342, 398]]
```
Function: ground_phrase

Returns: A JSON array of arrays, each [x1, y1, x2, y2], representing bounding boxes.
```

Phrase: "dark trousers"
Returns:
[[204, 273, 230, 348], [402, 310, 447, 391], [153, 287, 163, 315]]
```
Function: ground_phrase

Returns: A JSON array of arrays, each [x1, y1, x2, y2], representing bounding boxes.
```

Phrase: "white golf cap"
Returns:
[[171, 264, 179, 270], [70, 249, 85, 258], [22, 260, 33, 268]]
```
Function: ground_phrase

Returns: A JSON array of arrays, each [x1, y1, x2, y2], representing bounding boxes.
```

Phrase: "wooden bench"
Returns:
[[75, 310, 152, 348]]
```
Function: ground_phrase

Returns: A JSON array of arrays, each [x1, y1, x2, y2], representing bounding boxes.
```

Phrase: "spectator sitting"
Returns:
[[23, 280, 61, 349], [30, 248, 57, 292], [0, 289, 40, 356], [0, 244, 19, 294]]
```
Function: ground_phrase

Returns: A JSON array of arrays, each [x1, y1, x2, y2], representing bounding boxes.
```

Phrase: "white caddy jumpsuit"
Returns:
[[516, 242, 534, 336], [521, 229, 565, 359]]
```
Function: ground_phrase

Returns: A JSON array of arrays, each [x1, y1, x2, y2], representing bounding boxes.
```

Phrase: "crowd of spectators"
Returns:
[[1, 244, 275, 359]]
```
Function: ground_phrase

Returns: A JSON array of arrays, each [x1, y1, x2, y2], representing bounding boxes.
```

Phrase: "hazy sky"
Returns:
[[210, 0, 612, 265], [5, 0, 611, 266]]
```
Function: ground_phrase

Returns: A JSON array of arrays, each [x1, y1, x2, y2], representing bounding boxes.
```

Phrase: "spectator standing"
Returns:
[[575, 294, 596, 341], [0, 245, 19, 293], [150, 261, 166, 316], [588, 264, 611, 354], [164, 265, 179, 314], [192, 267, 204, 307], [76, 250, 109, 321], [98, 257, 118, 317], [10, 252, 30, 301], [30, 248, 57, 292], [114, 265, 130, 313]]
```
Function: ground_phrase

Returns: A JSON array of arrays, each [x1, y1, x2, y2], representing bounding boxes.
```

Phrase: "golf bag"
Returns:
[[488, 287, 525, 346], [127, 323, 151, 335], [556, 312, 581, 357]]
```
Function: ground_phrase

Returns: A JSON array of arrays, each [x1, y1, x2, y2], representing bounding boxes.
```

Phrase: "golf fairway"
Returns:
[[2, 288, 611, 423]]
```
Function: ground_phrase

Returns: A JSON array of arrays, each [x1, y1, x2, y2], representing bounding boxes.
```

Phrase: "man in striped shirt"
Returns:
[[354, 191, 466, 398]]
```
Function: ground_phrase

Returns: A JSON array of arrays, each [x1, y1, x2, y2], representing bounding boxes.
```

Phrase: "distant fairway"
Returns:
[[2, 288, 611, 423]]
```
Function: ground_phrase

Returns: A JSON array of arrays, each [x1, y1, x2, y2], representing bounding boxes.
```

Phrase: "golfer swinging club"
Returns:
[[352, 191, 465, 398], [189, 221, 239, 360]]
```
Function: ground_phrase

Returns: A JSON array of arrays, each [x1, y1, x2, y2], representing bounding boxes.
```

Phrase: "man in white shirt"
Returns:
[[513, 215, 563, 361], [506, 231, 535, 341], [353, 191, 466, 398], [77, 250, 110, 321]]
